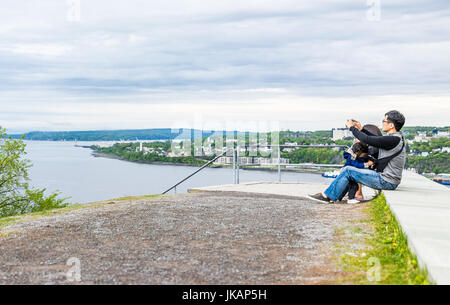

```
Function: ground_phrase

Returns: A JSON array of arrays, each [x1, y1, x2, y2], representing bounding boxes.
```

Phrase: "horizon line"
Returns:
[[6, 125, 450, 135]]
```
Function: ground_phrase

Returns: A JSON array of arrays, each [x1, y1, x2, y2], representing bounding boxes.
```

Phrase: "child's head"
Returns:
[[352, 142, 368, 157], [363, 124, 382, 136]]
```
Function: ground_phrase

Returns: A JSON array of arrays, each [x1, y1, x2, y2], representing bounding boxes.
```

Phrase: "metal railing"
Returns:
[[237, 144, 346, 182], [162, 148, 234, 194], [161, 144, 347, 194]]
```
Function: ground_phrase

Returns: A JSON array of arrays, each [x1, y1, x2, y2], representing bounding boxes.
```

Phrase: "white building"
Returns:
[[332, 128, 354, 141], [434, 131, 450, 138], [214, 156, 289, 165], [168, 151, 189, 157], [414, 133, 430, 143], [258, 146, 273, 154], [202, 146, 213, 155], [255, 157, 289, 165], [238, 157, 254, 165], [215, 156, 234, 164]]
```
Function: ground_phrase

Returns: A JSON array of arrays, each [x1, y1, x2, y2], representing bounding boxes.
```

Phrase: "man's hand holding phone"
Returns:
[[346, 119, 355, 128], [346, 119, 363, 130], [354, 121, 363, 130]]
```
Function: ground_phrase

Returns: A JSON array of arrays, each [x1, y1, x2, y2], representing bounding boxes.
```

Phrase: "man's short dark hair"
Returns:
[[385, 110, 405, 131]]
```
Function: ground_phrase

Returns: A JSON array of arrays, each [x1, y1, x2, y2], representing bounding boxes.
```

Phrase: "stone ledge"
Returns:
[[384, 171, 450, 284]]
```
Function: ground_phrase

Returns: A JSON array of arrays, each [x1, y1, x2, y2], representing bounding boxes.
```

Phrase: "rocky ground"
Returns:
[[0, 191, 368, 284]]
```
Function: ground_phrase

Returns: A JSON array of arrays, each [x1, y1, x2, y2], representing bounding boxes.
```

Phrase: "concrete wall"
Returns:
[[383, 171, 450, 284]]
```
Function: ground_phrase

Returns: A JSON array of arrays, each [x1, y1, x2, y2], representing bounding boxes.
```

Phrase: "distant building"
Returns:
[[214, 156, 289, 165], [238, 157, 254, 165], [168, 151, 189, 157], [259, 147, 273, 153], [414, 133, 430, 143], [285, 132, 310, 138], [282, 142, 297, 152], [135, 141, 144, 152], [215, 157, 234, 164], [434, 131, 450, 138], [252, 157, 289, 165], [202, 146, 213, 155], [332, 128, 353, 141]]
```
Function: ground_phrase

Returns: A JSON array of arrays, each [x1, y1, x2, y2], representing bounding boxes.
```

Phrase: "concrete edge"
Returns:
[[189, 181, 325, 189], [383, 194, 435, 283], [382, 172, 450, 285]]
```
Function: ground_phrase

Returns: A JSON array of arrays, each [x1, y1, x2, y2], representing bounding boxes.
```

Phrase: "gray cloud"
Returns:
[[1, 0, 450, 132]]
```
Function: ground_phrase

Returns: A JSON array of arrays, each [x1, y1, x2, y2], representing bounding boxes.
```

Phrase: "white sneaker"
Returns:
[[347, 199, 360, 204]]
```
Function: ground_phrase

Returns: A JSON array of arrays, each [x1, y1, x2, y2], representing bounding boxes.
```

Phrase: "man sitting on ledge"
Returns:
[[308, 110, 406, 204]]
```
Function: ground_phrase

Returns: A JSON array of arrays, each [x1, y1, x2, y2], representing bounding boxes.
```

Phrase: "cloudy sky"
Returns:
[[1, 0, 449, 133]]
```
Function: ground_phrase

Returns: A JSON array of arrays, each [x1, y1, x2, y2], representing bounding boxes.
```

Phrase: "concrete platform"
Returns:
[[384, 171, 450, 284], [189, 181, 327, 199], [189, 181, 376, 202]]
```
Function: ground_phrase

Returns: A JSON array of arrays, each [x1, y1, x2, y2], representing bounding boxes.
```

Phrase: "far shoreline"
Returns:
[[91, 151, 330, 175]]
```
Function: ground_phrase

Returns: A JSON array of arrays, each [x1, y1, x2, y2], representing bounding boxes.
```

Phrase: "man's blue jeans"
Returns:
[[323, 167, 398, 201]]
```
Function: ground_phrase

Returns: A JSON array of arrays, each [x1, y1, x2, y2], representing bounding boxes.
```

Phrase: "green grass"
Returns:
[[338, 193, 432, 285]]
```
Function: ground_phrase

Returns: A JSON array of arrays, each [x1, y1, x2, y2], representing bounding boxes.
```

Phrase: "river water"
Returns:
[[24, 141, 329, 204]]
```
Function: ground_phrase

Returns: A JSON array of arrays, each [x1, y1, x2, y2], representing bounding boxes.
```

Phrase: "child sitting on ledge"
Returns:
[[342, 141, 369, 203]]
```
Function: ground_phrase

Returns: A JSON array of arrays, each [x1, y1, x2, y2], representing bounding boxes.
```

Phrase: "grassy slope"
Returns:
[[335, 193, 431, 285]]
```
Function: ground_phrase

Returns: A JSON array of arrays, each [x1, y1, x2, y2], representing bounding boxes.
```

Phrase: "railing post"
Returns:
[[233, 148, 236, 184], [236, 145, 240, 184], [277, 145, 281, 182]]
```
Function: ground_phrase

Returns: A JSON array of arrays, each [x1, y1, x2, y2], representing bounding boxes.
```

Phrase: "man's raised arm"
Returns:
[[349, 126, 400, 150]]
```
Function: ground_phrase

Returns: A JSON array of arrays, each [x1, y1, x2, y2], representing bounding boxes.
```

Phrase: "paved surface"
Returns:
[[384, 171, 450, 284], [189, 181, 376, 201], [0, 191, 366, 284], [189, 182, 326, 199]]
